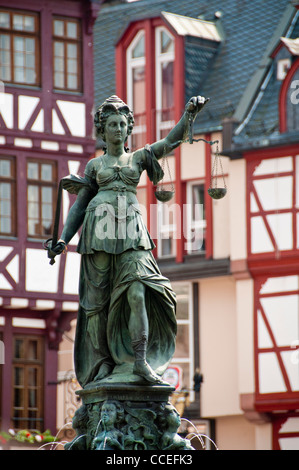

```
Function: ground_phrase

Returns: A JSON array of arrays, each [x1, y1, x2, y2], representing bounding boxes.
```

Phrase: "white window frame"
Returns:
[[186, 180, 206, 254], [157, 199, 177, 258], [155, 26, 175, 141], [126, 29, 146, 149], [168, 281, 194, 402]]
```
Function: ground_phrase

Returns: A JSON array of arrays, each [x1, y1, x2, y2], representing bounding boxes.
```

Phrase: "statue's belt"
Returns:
[[98, 186, 137, 194]]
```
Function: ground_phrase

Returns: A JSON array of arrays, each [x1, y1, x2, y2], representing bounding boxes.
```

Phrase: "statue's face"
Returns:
[[166, 407, 181, 428], [104, 113, 128, 144], [101, 402, 117, 425]]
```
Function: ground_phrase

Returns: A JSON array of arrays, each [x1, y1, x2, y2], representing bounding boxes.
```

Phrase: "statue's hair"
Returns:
[[94, 95, 134, 141]]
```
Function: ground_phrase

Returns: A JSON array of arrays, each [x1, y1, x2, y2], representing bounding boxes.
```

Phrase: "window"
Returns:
[[155, 27, 175, 141], [27, 160, 57, 238], [248, 155, 297, 255], [157, 199, 176, 258], [280, 57, 299, 133], [186, 182, 206, 253], [12, 335, 44, 431], [286, 65, 299, 131], [53, 17, 82, 92], [0, 156, 16, 236], [0, 9, 39, 85], [127, 30, 146, 150], [168, 283, 193, 392], [125, 25, 174, 148]]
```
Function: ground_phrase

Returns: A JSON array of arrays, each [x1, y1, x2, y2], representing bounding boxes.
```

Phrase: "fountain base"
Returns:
[[64, 382, 193, 451]]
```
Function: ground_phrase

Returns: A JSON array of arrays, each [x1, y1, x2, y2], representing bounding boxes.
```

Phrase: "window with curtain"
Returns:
[[12, 335, 44, 431]]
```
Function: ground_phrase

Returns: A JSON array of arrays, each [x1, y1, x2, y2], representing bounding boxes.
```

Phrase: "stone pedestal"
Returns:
[[64, 382, 193, 451]]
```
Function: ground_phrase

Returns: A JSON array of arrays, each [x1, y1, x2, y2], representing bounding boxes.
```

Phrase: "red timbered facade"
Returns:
[[241, 20, 299, 448], [0, 0, 100, 433], [245, 146, 299, 448]]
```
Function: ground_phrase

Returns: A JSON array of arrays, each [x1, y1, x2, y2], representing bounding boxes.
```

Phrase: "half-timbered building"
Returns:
[[2, 0, 299, 450], [0, 0, 100, 434]]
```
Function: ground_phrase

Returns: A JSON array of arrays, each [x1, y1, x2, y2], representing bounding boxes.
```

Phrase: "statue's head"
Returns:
[[100, 400, 124, 426], [94, 95, 134, 142], [158, 403, 181, 431]]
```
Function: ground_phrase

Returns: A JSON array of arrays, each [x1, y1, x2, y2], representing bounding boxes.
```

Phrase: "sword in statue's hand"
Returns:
[[43, 180, 64, 265]]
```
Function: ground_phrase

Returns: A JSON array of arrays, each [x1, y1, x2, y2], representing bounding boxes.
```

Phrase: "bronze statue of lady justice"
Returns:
[[47, 94, 208, 388]]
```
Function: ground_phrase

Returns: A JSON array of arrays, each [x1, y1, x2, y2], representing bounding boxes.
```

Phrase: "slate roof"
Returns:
[[93, 0, 296, 140], [233, 8, 299, 151]]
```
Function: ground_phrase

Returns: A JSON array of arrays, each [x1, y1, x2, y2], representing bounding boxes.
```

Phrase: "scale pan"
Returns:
[[208, 187, 227, 199], [155, 190, 175, 202]]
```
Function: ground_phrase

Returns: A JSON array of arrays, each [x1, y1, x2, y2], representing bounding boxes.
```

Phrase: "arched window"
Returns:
[[280, 57, 299, 132], [286, 65, 299, 131]]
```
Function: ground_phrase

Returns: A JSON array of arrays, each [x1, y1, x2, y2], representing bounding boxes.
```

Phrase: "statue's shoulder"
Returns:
[[130, 147, 143, 160], [84, 155, 103, 177]]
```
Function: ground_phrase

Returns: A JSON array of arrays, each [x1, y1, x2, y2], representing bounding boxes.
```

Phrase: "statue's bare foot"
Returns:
[[133, 360, 164, 384], [94, 363, 114, 381]]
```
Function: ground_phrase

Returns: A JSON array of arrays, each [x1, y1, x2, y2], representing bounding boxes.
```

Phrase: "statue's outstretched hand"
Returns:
[[185, 95, 209, 117]]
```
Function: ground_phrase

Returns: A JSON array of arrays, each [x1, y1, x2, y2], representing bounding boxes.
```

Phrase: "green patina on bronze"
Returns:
[[48, 94, 209, 450]]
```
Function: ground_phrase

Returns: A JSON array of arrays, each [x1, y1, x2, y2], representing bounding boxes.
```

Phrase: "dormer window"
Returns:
[[117, 12, 221, 150], [279, 38, 299, 132], [116, 13, 221, 260], [125, 25, 175, 150]]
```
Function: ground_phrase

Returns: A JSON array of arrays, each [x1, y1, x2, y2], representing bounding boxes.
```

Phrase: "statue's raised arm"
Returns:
[[150, 95, 209, 159]]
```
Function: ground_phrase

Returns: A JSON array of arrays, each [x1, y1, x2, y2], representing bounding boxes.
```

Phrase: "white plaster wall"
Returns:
[[199, 276, 240, 417], [236, 278, 255, 394], [181, 139, 205, 180], [212, 190, 230, 258], [228, 158, 247, 261]]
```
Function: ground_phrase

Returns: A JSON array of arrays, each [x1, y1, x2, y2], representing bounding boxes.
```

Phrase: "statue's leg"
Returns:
[[127, 281, 163, 384], [84, 251, 114, 381]]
